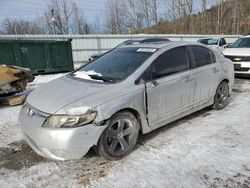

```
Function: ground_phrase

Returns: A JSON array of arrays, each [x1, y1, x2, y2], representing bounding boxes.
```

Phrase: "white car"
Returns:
[[197, 37, 227, 53], [223, 35, 250, 76]]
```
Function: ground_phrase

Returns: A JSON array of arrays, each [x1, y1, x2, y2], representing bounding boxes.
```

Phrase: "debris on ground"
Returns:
[[0, 89, 33, 106], [0, 65, 34, 106], [0, 65, 34, 96]]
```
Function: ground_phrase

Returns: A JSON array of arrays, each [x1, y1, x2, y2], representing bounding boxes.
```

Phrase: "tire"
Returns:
[[98, 111, 139, 160], [212, 81, 229, 110]]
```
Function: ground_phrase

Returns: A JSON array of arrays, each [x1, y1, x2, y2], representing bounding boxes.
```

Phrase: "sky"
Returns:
[[0, 0, 106, 24], [0, 0, 207, 29]]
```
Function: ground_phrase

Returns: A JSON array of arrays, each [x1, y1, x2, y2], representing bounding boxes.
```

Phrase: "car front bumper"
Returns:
[[18, 104, 107, 161]]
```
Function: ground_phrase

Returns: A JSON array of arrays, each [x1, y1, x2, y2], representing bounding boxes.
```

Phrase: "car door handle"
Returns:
[[213, 67, 220, 73]]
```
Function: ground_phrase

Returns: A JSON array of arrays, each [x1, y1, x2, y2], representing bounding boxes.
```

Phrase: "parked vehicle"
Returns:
[[223, 35, 250, 77], [197, 37, 227, 53], [19, 41, 234, 161], [88, 38, 170, 61]]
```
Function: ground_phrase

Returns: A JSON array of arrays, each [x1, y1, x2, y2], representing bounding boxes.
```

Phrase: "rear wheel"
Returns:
[[98, 111, 139, 160], [213, 81, 229, 110]]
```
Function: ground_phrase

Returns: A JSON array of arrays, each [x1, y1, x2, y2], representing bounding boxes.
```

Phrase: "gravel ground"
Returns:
[[0, 75, 250, 188]]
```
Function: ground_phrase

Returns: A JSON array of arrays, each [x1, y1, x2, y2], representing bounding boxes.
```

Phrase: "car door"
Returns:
[[189, 46, 221, 107], [144, 46, 195, 129]]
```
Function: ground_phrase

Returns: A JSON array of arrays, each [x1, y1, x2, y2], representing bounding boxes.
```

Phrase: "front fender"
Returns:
[[95, 88, 151, 134]]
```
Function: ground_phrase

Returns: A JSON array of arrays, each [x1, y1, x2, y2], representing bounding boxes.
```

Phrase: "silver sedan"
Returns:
[[19, 41, 234, 160]]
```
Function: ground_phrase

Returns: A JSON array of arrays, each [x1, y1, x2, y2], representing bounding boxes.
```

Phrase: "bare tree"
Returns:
[[176, 0, 194, 33], [166, 0, 178, 20], [1, 18, 43, 34], [71, 2, 90, 34], [44, 0, 89, 34], [142, 0, 150, 28], [148, 0, 158, 25], [123, 0, 144, 33], [141, 0, 158, 32], [165, 0, 180, 33], [165, 0, 193, 33], [200, 0, 208, 34], [209, 0, 230, 34], [105, 0, 160, 33], [106, 0, 128, 34], [92, 16, 102, 34]]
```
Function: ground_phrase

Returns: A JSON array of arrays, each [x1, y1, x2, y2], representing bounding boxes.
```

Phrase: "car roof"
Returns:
[[118, 41, 204, 49]]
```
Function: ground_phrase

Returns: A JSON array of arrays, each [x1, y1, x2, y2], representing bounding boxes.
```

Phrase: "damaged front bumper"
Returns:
[[18, 104, 107, 161]]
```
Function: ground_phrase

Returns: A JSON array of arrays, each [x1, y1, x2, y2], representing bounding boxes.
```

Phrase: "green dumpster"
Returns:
[[0, 39, 74, 74]]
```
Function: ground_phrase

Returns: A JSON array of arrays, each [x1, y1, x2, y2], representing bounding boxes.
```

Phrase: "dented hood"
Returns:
[[27, 75, 112, 114]]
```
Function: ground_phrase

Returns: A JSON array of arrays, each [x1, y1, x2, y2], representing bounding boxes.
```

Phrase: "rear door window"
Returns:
[[190, 46, 216, 68], [152, 46, 189, 79]]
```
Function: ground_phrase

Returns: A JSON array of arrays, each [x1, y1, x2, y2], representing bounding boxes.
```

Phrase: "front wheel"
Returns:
[[213, 81, 229, 110], [97, 111, 139, 160]]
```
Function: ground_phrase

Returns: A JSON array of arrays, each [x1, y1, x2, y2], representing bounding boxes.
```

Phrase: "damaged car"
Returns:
[[19, 41, 234, 161]]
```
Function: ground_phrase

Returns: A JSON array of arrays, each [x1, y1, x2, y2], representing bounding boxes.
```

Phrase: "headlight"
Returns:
[[42, 111, 97, 128]]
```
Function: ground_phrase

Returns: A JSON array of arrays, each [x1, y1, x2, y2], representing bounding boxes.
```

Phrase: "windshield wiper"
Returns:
[[88, 74, 116, 83]]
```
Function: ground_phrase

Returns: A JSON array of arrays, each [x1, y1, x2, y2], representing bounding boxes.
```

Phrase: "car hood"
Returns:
[[223, 48, 250, 56], [27, 75, 114, 114]]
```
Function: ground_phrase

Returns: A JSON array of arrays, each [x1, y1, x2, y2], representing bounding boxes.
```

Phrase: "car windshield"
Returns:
[[230, 38, 250, 48], [74, 47, 156, 82], [198, 38, 218, 45]]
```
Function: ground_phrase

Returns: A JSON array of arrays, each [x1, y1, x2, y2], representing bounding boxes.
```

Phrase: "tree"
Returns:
[[200, 0, 208, 34], [141, 0, 158, 32], [92, 16, 102, 34], [1, 18, 43, 34], [176, 0, 194, 33], [105, 0, 128, 34], [213, 0, 230, 34], [123, 0, 144, 33], [44, 0, 89, 34], [71, 2, 91, 34]]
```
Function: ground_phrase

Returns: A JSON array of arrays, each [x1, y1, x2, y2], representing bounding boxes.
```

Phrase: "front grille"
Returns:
[[225, 55, 250, 62], [236, 68, 250, 72], [234, 64, 250, 72]]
